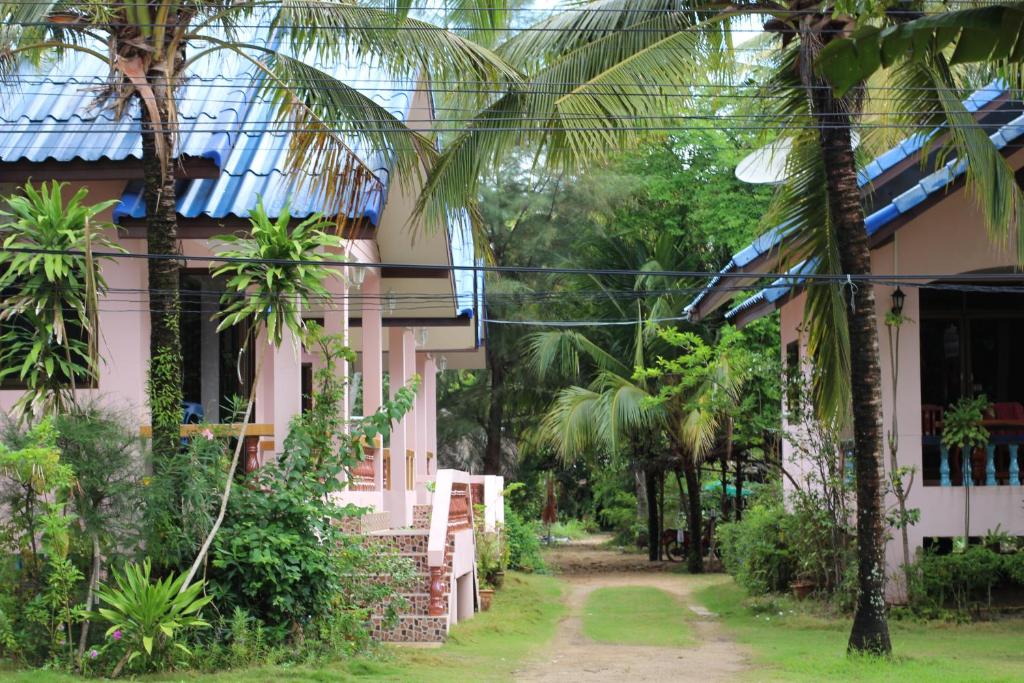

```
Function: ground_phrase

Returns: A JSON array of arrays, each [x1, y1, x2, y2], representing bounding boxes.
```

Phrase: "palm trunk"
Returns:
[[645, 467, 659, 561], [804, 36, 892, 655], [141, 89, 183, 465], [683, 460, 703, 573]]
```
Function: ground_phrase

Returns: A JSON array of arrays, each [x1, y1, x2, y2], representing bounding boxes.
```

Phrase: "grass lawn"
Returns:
[[697, 578, 1024, 682], [2, 573, 564, 683], [581, 586, 693, 647]]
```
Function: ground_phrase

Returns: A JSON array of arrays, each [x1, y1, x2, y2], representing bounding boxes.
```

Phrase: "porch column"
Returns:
[[254, 329, 275, 463], [425, 355, 438, 476], [272, 325, 302, 460], [362, 268, 384, 489], [415, 353, 428, 482], [199, 291, 220, 423], [322, 274, 348, 418], [387, 326, 415, 527]]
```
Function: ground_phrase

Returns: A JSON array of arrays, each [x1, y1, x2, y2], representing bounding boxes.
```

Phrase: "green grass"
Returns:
[[697, 577, 1024, 682], [581, 586, 693, 647], [549, 519, 589, 540], [2, 573, 565, 683]]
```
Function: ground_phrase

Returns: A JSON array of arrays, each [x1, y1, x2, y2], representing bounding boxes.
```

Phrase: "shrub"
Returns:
[[717, 501, 795, 594], [504, 508, 545, 573], [908, 545, 1006, 616]]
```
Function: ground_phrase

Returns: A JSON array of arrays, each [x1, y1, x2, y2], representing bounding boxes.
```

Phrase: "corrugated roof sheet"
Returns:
[[0, 32, 412, 223], [690, 80, 1007, 321]]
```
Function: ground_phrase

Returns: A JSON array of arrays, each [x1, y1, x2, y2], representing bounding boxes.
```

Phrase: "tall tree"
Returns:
[[0, 0, 514, 462]]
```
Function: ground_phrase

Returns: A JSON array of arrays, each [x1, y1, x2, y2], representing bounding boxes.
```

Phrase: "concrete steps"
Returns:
[[363, 527, 454, 644]]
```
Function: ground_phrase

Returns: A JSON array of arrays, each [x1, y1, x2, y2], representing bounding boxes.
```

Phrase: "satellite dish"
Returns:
[[735, 133, 860, 185]]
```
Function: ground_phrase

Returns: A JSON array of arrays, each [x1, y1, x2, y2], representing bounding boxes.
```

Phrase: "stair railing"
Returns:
[[427, 469, 473, 616]]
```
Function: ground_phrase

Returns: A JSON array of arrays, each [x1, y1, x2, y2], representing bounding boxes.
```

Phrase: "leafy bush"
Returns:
[[717, 501, 795, 594], [209, 332, 417, 649], [504, 508, 545, 573], [908, 545, 1008, 616]]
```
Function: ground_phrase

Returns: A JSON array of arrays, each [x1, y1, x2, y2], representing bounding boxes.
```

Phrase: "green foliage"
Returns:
[[717, 502, 796, 595], [908, 545, 1008, 616], [211, 199, 345, 348], [0, 181, 121, 418], [0, 418, 86, 668], [92, 559, 212, 675], [503, 508, 545, 573], [143, 428, 227, 573], [209, 333, 418, 646], [816, 7, 1024, 97], [942, 395, 992, 452], [53, 405, 142, 563]]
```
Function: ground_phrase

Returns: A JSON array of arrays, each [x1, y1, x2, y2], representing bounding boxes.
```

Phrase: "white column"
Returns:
[[271, 326, 302, 460], [387, 326, 415, 526], [362, 269, 384, 488], [415, 353, 428, 482], [425, 355, 438, 475]]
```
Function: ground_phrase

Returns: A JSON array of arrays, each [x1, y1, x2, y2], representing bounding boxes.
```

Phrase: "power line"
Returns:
[[5, 244, 1024, 283]]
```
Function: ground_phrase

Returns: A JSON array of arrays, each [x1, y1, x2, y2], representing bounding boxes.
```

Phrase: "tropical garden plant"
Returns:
[[0, 182, 121, 418], [92, 558, 212, 677], [942, 394, 992, 541]]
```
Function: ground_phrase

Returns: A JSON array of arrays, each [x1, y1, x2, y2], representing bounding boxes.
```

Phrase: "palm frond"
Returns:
[[928, 56, 1024, 262], [417, 6, 718, 236], [773, 132, 851, 423], [527, 329, 632, 380], [268, 0, 520, 83], [540, 385, 606, 462]]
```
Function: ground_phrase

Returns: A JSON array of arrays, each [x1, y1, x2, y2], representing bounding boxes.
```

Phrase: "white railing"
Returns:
[[427, 469, 473, 616]]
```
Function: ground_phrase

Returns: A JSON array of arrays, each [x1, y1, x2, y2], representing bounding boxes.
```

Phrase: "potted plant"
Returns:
[[478, 580, 495, 611], [942, 395, 991, 540], [790, 573, 817, 600]]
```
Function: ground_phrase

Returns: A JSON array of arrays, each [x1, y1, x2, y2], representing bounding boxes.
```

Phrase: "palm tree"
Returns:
[[416, 1, 1024, 654], [0, 0, 515, 462]]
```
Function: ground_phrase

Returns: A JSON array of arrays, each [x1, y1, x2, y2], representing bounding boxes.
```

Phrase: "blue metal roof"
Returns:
[[689, 80, 1007, 321], [0, 33, 413, 224]]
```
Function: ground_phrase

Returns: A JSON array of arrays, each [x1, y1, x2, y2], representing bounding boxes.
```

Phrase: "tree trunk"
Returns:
[[735, 451, 745, 522], [141, 85, 183, 465], [722, 417, 733, 520], [482, 356, 505, 475], [645, 467, 659, 561], [683, 460, 703, 573], [804, 36, 892, 655]]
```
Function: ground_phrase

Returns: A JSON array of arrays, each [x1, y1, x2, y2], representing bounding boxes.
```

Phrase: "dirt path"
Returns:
[[512, 536, 751, 682]]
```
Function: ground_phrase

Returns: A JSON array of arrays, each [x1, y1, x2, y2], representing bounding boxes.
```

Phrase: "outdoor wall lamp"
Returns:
[[385, 290, 398, 313], [890, 287, 906, 316], [349, 265, 367, 288], [437, 355, 448, 372], [416, 327, 429, 347]]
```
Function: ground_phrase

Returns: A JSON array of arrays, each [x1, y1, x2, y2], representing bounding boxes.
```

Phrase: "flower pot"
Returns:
[[790, 579, 816, 601], [479, 588, 495, 611]]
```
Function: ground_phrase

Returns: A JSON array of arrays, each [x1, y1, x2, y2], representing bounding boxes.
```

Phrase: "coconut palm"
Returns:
[[0, 0, 516, 462], [417, 0, 1024, 654]]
